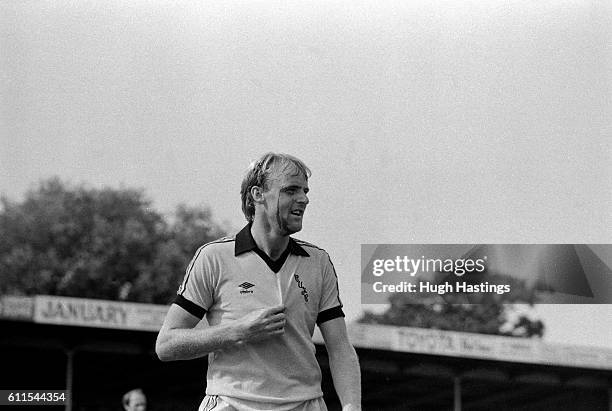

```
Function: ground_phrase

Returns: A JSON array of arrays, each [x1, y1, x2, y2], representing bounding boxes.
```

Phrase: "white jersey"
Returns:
[[175, 225, 344, 405]]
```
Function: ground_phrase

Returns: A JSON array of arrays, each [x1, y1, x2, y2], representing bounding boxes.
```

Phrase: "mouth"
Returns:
[[290, 209, 305, 217]]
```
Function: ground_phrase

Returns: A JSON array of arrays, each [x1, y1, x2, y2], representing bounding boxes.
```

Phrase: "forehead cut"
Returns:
[[267, 163, 309, 186], [263, 158, 309, 183]]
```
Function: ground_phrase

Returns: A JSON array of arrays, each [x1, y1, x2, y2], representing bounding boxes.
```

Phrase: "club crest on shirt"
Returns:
[[238, 282, 255, 294], [293, 274, 309, 302]]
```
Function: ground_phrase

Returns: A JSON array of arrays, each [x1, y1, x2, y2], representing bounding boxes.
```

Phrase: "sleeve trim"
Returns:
[[174, 294, 206, 319], [316, 305, 345, 325], [326, 254, 343, 307]]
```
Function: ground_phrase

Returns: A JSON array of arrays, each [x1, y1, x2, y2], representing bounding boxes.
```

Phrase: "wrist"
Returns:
[[228, 319, 247, 344]]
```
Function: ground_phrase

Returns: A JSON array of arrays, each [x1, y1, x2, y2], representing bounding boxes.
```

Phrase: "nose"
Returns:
[[297, 191, 309, 205]]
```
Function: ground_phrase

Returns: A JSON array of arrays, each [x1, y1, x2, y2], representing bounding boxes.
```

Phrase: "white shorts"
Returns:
[[198, 395, 328, 411]]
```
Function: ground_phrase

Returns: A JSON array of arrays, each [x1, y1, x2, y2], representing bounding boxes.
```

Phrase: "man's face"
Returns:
[[125, 392, 147, 411], [261, 170, 309, 235]]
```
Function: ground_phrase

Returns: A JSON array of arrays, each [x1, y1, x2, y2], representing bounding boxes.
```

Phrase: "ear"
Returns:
[[250, 186, 265, 204]]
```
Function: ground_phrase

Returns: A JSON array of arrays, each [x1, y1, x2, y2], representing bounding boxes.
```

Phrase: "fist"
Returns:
[[237, 305, 286, 343]]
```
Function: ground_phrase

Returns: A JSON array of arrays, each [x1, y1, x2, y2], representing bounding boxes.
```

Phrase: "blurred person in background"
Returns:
[[122, 388, 147, 411]]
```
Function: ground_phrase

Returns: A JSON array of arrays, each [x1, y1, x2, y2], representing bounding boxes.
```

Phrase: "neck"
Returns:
[[250, 219, 290, 261]]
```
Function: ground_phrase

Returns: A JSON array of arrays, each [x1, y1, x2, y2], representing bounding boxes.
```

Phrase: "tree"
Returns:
[[129, 204, 230, 304], [359, 272, 545, 338], [0, 177, 228, 304]]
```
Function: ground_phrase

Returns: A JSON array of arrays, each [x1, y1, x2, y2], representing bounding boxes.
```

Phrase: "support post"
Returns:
[[65, 349, 74, 411], [454, 375, 462, 411]]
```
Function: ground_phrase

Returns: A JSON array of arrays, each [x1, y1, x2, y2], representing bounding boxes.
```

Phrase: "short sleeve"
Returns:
[[174, 246, 215, 319], [316, 253, 345, 325]]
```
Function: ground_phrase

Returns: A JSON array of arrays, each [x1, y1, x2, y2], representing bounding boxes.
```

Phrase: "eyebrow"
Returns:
[[281, 184, 309, 191]]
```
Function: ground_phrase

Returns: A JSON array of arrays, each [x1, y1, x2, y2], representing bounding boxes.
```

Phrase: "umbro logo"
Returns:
[[239, 282, 255, 294]]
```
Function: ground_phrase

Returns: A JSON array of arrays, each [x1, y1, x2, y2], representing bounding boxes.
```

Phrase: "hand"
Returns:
[[235, 305, 286, 343]]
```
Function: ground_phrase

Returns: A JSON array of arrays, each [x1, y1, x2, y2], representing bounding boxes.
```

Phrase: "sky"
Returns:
[[1, 0, 611, 348]]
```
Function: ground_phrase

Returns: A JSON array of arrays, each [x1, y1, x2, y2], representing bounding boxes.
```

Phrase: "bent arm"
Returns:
[[155, 304, 240, 361], [319, 317, 361, 411], [155, 303, 286, 361]]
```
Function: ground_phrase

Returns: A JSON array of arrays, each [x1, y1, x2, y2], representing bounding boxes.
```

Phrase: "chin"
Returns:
[[284, 224, 302, 235]]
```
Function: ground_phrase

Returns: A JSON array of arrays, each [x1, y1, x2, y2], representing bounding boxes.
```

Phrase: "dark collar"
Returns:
[[235, 224, 309, 257]]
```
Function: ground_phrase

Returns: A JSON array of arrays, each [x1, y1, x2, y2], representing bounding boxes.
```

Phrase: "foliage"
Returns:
[[0, 178, 228, 304], [359, 273, 545, 338]]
